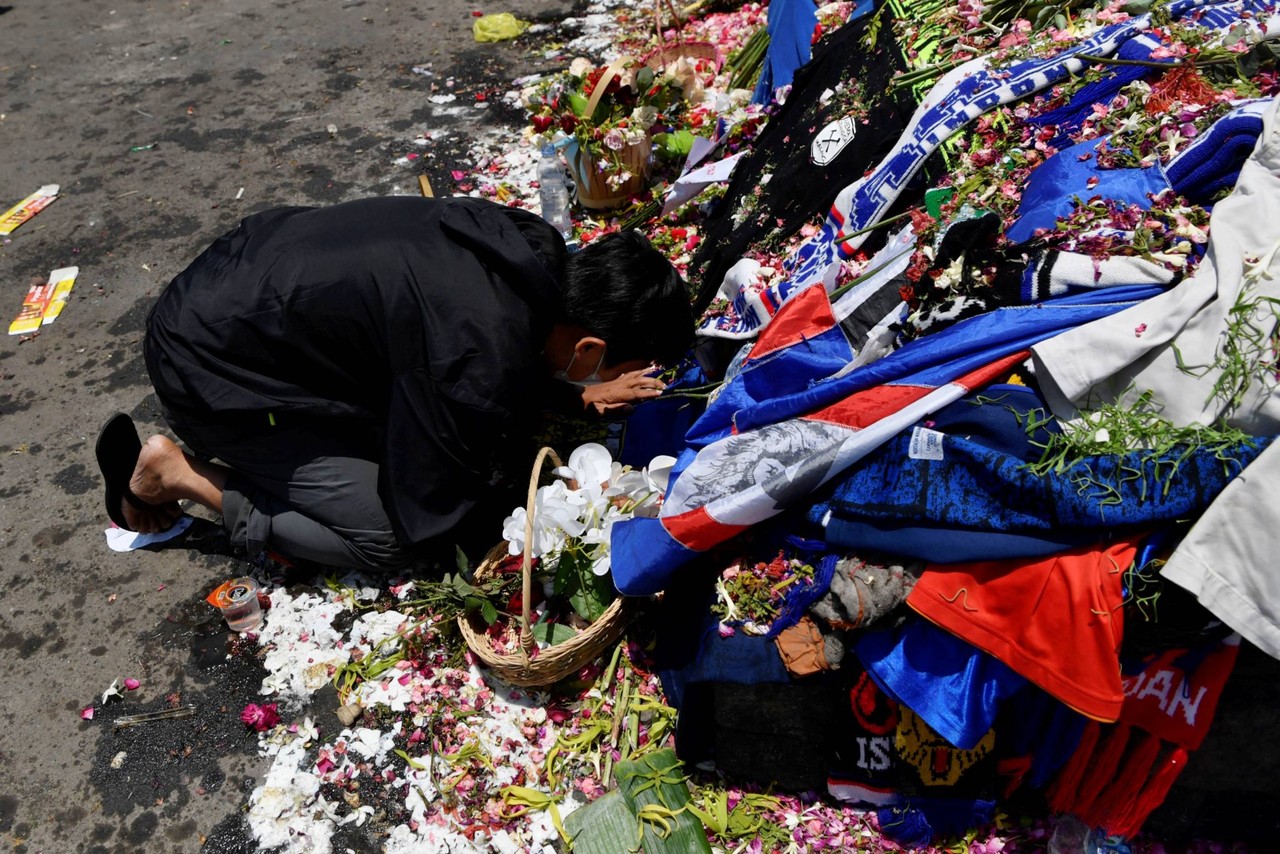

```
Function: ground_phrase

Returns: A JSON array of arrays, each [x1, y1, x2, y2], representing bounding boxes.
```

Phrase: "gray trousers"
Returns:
[[166, 410, 412, 572]]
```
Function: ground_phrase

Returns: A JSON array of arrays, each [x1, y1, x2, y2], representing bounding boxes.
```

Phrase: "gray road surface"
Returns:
[[0, 0, 567, 850]]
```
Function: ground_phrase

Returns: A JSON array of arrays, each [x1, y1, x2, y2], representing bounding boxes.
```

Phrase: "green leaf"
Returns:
[[447, 572, 475, 597], [568, 91, 591, 117], [615, 749, 711, 853], [553, 549, 616, 623], [531, 620, 578, 647], [462, 595, 498, 625], [455, 545, 470, 574], [564, 792, 641, 854], [654, 129, 696, 160], [636, 66, 655, 91]]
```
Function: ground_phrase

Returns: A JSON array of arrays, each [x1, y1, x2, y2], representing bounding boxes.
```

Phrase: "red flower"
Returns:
[[531, 114, 554, 133], [559, 114, 579, 134], [240, 702, 281, 732]]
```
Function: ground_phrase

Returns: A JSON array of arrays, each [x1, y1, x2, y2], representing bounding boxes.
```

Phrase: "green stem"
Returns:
[[833, 208, 917, 247], [1073, 52, 1232, 70]]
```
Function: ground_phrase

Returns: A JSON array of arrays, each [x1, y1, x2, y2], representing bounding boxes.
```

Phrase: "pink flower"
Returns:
[[577, 776, 605, 798], [240, 702, 281, 732], [124, 678, 141, 691], [1150, 43, 1189, 59], [1135, 323, 1148, 337]]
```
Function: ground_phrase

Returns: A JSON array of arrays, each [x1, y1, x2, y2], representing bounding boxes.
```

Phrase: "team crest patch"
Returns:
[[896, 707, 994, 787], [811, 117, 857, 166]]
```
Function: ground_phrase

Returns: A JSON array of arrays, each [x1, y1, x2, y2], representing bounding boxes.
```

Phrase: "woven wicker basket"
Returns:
[[567, 56, 654, 211], [643, 0, 722, 72], [569, 136, 653, 211], [457, 447, 633, 687]]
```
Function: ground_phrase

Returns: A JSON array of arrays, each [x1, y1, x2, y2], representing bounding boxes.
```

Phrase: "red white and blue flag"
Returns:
[[612, 282, 1164, 596]]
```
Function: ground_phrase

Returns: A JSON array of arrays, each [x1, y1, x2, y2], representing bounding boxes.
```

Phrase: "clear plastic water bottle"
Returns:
[[1086, 829, 1132, 854], [537, 143, 572, 240], [1048, 816, 1132, 854]]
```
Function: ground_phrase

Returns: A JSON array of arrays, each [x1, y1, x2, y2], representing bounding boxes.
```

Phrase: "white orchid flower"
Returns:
[[538, 482, 588, 539], [557, 443, 613, 490], [608, 467, 647, 497], [339, 805, 376, 827], [294, 717, 319, 744], [644, 456, 677, 495], [501, 500, 567, 558], [501, 507, 529, 556], [102, 679, 123, 705], [591, 551, 612, 576]]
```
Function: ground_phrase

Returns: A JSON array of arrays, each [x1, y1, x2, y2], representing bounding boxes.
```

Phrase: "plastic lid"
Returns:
[[206, 577, 260, 609], [541, 143, 555, 157]]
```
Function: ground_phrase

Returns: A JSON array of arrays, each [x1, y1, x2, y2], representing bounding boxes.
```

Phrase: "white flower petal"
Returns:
[[102, 679, 122, 705], [567, 443, 613, 488], [644, 456, 677, 495]]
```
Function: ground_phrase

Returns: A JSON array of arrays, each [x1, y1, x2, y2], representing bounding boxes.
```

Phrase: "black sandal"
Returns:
[[95, 412, 160, 530]]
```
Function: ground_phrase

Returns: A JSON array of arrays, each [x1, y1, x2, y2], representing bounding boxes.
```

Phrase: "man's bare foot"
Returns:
[[121, 434, 230, 533], [121, 436, 187, 533]]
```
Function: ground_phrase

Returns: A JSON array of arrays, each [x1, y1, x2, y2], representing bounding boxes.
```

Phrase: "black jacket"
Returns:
[[145, 195, 566, 546]]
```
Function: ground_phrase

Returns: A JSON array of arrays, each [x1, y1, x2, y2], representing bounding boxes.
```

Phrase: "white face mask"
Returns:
[[554, 347, 606, 387]]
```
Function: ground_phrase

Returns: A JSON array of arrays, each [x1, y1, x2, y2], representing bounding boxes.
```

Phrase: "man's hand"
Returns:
[[581, 368, 667, 416]]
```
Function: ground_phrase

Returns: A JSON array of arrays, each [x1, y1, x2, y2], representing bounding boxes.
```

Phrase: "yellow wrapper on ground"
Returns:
[[473, 13, 529, 43], [0, 184, 59, 236], [41, 266, 78, 324], [9, 266, 77, 335]]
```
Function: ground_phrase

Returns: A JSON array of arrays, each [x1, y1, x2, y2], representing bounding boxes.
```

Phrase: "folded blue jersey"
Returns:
[[811, 384, 1269, 563]]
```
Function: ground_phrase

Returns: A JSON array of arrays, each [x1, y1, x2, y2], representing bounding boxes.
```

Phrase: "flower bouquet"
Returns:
[[524, 54, 708, 209], [711, 552, 818, 638], [457, 444, 675, 686]]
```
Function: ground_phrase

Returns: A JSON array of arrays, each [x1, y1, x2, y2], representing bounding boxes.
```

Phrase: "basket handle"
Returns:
[[584, 55, 634, 121], [517, 446, 565, 656], [652, 0, 685, 47]]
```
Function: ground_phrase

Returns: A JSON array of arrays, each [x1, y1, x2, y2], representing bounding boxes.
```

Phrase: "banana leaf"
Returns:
[[564, 792, 640, 854], [615, 749, 712, 853]]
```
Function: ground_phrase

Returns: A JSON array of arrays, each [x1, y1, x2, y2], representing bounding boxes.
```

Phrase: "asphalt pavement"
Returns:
[[0, 1, 567, 850]]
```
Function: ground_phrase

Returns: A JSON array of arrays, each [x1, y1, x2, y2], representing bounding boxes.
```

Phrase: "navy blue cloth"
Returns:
[[823, 519, 1091, 564], [1165, 99, 1269, 205], [878, 798, 998, 848], [654, 568, 791, 715], [856, 616, 1027, 751], [810, 384, 1271, 563], [999, 684, 1088, 790], [617, 360, 709, 468], [752, 0, 818, 104]]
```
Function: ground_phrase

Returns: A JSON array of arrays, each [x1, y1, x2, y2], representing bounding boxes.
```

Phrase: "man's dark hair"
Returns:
[[560, 230, 695, 366]]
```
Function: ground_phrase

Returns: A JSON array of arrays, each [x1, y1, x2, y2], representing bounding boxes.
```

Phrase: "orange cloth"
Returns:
[[775, 616, 833, 678], [907, 538, 1136, 722]]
